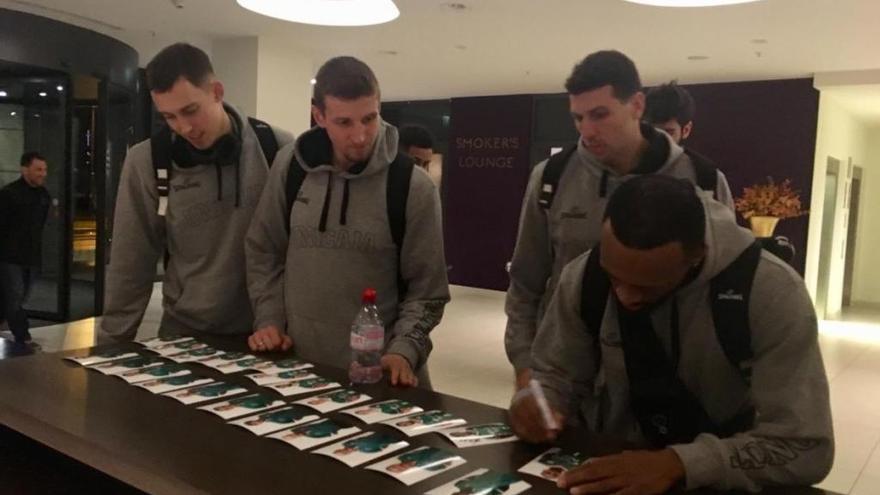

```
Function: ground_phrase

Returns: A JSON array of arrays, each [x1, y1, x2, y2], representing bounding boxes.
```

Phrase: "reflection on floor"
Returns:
[[3, 284, 880, 494]]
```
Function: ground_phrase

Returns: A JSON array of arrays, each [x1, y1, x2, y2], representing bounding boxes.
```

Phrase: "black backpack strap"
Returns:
[[386, 153, 414, 252], [538, 144, 578, 210], [150, 126, 173, 217], [710, 241, 763, 386], [386, 154, 414, 301], [580, 246, 611, 336], [248, 117, 280, 167], [684, 148, 719, 199], [285, 155, 308, 234]]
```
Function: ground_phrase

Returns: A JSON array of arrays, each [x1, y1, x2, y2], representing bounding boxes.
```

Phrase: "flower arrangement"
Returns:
[[735, 177, 807, 220]]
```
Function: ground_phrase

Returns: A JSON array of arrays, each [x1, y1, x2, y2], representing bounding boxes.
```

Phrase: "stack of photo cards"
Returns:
[[66, 349, 139, 367], [166, 346, 222, 363], [254, 358, 314, 374], [518, 447, 591, 483], [198, 392, 284, 420], [136, 373, 213, 394], [267, 418, 360, 450], [243, 369, 317, 386], [92, 354, 166, 375], [339, 399, 423, 424], [426, 468, 531, 495], [366, 446, 466, 486], [162, 381, 248, 405], [294, 388, 371, 413], [137, 335, 194, 349], [229, 405, 320, 436], [151, 340, 209, 357], [196, 352, 255, 371], [264, 376, 340, 397], [207, 356, 275, 374], [116, 363, 190, 384], [313, 431, 409, 468], [380, 410, 467, 437], [440, 422, 519, 448]]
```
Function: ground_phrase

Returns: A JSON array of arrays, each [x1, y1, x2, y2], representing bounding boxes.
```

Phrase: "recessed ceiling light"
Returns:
[[0, 90, 7, 97], [236, 0, 400, 26], [623, 0, 761, 6], [687, 55, 710, 61], [39, 92, 47, 97], [10, 112, 16, 116], [310, 78, 317, 85], [57, 85, 64, 91]]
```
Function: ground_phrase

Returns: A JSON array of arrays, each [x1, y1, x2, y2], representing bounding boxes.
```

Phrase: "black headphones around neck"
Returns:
[[170, 132, 241, 168]]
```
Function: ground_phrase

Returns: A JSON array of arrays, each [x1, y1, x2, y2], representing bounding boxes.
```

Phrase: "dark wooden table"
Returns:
[[0, 336, 837, 494]]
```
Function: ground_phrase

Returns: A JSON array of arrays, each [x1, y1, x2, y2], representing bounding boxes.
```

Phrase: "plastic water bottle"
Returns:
[[349, 288, 384, 384]]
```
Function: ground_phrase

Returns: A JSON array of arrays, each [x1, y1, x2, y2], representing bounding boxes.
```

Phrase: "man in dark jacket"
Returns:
[[0, 152, 51, 355]]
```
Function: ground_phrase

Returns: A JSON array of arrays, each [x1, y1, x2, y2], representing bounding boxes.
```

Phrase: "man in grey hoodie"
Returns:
[[510, 176, 832, 493], [246, 57, 449, 387], [505, 50, 735, 390], [99, 43, 293, 342]]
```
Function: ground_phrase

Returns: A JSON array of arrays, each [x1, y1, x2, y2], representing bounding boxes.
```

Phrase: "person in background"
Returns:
[[0, 152, 51, 355]]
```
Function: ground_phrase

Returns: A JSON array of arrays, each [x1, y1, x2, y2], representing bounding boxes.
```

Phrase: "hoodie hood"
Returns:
[[293, 120, 399, 179], [575, 123, 687, 197], [693, 192, 756, 283]]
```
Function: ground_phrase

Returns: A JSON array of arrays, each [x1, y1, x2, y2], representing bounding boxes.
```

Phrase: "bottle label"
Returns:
[[351, 327, 384, 352]]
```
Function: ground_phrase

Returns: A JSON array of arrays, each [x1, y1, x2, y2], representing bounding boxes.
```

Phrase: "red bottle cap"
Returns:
[[362, 288, 377, 304]]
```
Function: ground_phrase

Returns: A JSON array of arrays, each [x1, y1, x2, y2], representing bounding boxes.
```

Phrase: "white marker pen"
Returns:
[[529, 378, 559, 431]]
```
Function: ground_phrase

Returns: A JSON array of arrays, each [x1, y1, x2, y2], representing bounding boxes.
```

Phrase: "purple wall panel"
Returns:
[[681, 78, 819, 274], [444, 95, 534, 290]]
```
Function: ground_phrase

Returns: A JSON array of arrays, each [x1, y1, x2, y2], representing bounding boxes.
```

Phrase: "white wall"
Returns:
[[255, 36, 313, 137], [851, 125, 880, 305], [211, 36, 312, 138], [805, 92, 871, 317], [213, 37, 259, 118]]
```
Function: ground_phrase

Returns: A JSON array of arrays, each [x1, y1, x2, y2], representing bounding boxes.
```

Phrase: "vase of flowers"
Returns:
[[734, 177, 807, 237]]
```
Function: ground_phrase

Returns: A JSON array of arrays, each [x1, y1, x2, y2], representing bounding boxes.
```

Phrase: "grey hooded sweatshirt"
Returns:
[[100, 105, 293, 341], [505, 125, 734, 371], [245, 122, 449, 372], [531, 196, 833, 492]]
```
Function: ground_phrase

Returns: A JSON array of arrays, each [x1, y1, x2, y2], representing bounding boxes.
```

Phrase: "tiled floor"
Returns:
[[5, 284, 880, 494]]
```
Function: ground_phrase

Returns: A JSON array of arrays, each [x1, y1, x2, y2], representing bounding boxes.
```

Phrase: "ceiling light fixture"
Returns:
[[10, 112, 16, 116], [0, 90, 7, 97], [39, 91, 47, 97], [236, 0, 400, 26], [57, 85, 64, 91], [622, 0, 761, 6], [310, 78, 317, 85]]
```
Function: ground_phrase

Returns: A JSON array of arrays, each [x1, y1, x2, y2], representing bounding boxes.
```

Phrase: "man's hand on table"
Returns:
[[381, 353, 418, 387], [558, 449, 685, 495], [248, 325, 293, 352]]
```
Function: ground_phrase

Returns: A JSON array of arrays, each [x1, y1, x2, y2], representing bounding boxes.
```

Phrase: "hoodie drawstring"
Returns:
[[340, 179, 350, 226], [234, 160, 241, 207], [318, 173, 333, 232], [599, 170, 609, 198], [215, 163, 223, 202]]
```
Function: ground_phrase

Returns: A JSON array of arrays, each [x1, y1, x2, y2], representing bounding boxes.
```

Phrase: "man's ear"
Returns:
[[629, 91, 646, 120], [312, 105, 326, 128], [681, 121, 693, 141], [210, 80, 225, 102]]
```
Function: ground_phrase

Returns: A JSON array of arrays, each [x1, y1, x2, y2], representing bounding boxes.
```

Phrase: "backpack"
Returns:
[[579, 241, 763, 447], [537, 144, 720, 211], [150, 117, 279, 216]]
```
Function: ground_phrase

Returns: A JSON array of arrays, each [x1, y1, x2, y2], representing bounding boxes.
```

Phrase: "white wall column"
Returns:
[[213, 36, 313, 137]]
